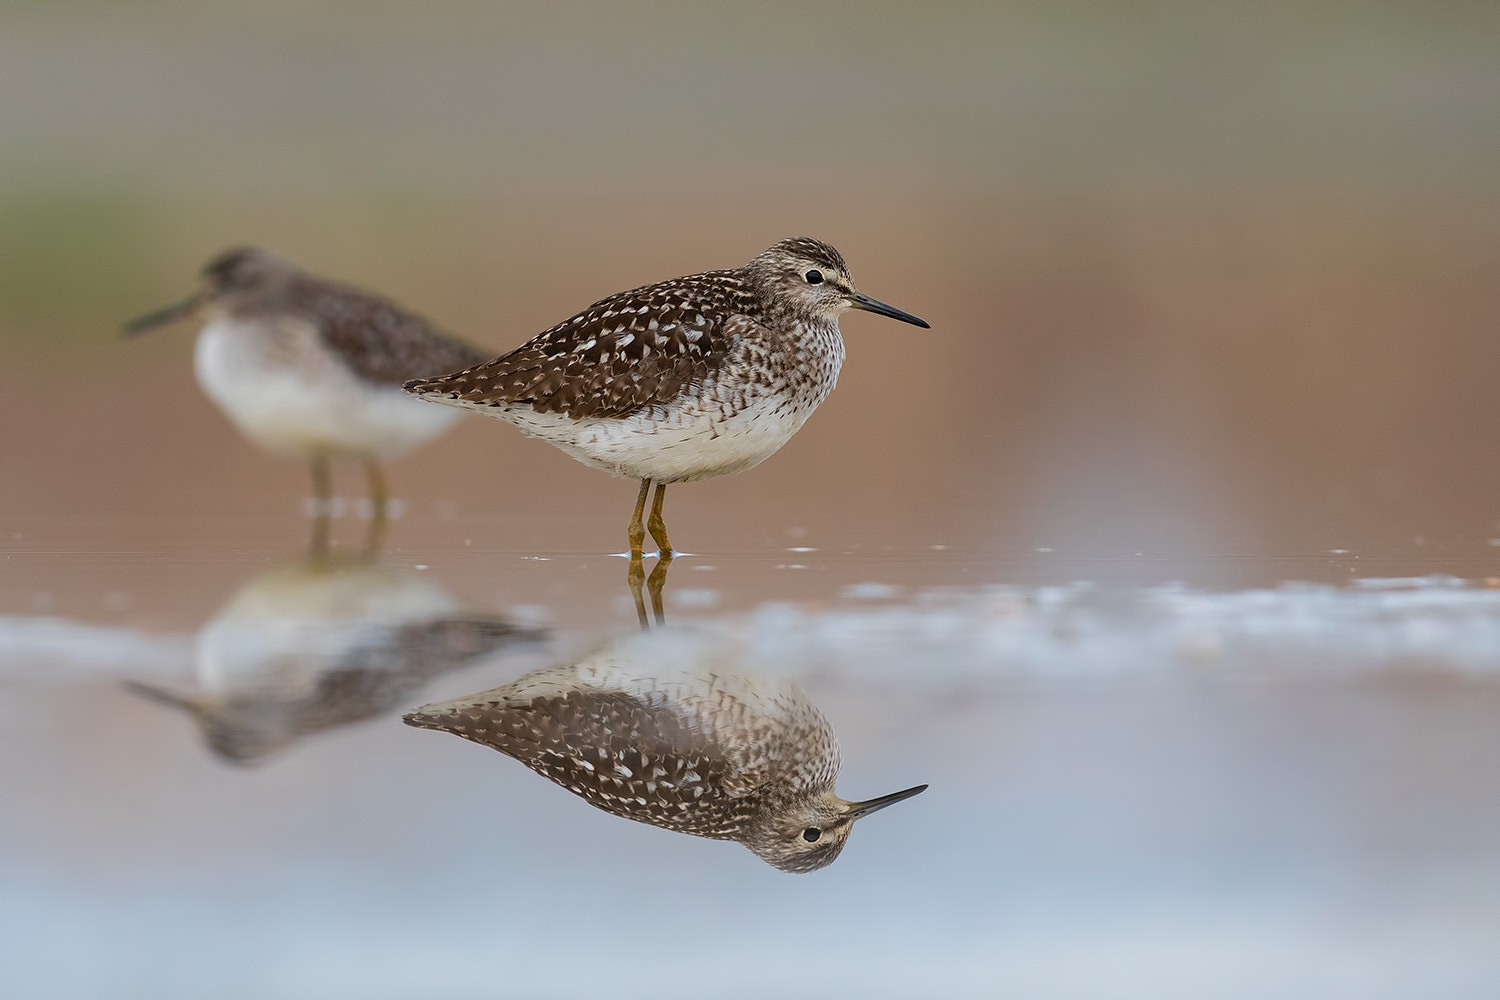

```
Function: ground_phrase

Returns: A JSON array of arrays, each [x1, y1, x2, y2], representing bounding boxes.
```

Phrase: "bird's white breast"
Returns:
[[194, 318, 464, 460], [477, 322, 846, 484]]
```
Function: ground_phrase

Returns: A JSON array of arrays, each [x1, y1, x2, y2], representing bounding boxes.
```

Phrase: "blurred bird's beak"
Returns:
[[121, 680, 204, 717], [848, 291, 930, 329], [844, 783, 929, 820], [122, 294, 200, 336]]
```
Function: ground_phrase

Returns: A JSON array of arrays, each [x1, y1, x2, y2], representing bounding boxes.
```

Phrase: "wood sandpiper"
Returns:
[[403, 237, 928, 557], [404, 631, 927, 872], [125, 247, 490, 523]]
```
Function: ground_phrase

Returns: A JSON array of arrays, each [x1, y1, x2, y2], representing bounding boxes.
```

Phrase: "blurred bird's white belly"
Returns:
[[195, 319, 464, 460]]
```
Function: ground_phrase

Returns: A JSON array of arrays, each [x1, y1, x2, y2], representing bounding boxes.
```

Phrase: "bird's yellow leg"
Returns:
[[647, 482, 674, 556], [310, 454, 333, 506], [364, 460, 388, 517], [628, 551, 649, 630], [647, 550, 674, 625], [363, 459, 389, 556], [628, 479, 650, 560], [308, 455, 333, 557]]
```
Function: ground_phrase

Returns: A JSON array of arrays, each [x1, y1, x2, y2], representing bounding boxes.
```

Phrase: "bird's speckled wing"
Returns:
[[290, 279, 490, 385], [402, 271, 760, 420], [404, 683, 758, 838]]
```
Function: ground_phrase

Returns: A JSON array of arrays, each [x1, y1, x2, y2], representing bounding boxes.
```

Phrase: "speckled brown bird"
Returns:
[[403, 632, 927, 872], [125, 247, 489, 511], [403, 238, 928, 556]]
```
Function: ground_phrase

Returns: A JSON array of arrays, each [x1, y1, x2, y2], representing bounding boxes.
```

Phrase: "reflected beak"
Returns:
[[843, 783, 929, 820], [847, 290, 930, 329], [122, 294, 200, 336]]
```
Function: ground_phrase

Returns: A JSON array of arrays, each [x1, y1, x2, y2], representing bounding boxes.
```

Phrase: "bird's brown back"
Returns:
[[403, 271, 764, 420], [404, 684, 769, 839], [280, 277, 490, 385]]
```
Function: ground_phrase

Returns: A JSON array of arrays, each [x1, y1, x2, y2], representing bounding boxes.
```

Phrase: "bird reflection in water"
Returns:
[[404, 631, 926, 872], [127, 549, 540, 764], [628, 545, 673, 628]]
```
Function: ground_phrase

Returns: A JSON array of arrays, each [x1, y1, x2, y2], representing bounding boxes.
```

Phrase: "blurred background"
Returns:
[[2, 2, 1498, 998]]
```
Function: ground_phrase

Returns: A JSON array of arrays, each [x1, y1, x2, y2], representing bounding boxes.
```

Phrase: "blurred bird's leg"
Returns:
[[364, 459, 388, 517], [363, 459, 389, 556], [311, 454, 333, 507], [647, 482, 674, 557], [309, 454, 333, 556]]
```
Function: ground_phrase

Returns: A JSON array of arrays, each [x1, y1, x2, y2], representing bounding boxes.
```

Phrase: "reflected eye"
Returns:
[[802, 828, 821, 843], [804, 269, 823, 285]]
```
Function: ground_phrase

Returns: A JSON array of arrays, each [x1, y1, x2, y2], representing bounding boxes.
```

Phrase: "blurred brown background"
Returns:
[[2, 1, 1497, 605]]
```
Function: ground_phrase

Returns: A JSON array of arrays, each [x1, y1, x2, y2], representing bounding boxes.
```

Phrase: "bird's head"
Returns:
[[121, 680, 291, 765], [743, 782, 928, 873], [123, 245, 299, 335], [199, 245, 298, 296], [744, 237, 929, 331]]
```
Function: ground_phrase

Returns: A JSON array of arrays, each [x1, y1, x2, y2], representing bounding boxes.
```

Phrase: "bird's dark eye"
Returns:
[[802, 828, 821, 843], [804, 269, 823, 285]]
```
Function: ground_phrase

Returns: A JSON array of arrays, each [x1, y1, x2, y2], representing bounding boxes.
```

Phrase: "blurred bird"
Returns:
[[125, 247, 489, 518], [126, 551, 540, 764], [404, 631, 927, 872], [404, 238, 928, 557]]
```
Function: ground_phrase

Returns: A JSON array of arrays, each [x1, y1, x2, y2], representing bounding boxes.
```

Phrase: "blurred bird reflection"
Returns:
[[127, 549, 538, 764], [404, 630, 926, 872]]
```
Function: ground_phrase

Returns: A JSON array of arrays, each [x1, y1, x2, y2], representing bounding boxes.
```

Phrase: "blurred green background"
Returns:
[[3, 1, 1492, 344]]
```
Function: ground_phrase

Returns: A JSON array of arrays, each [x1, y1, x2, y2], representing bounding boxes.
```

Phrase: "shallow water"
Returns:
[[4, 3, 1500, 998], [5, 501, 1500, 999]]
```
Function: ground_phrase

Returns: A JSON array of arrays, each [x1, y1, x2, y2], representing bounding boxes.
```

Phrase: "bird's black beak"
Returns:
[[843, 783, 929, 820], [848, 290, 930, 329], [122, 294, 200, 336]]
